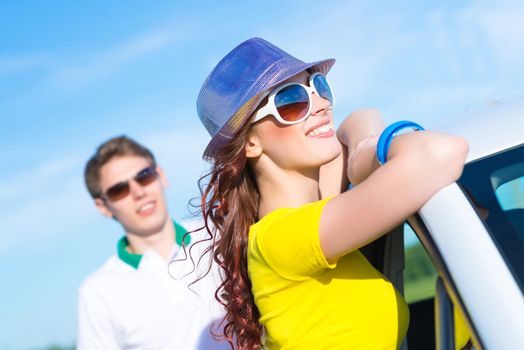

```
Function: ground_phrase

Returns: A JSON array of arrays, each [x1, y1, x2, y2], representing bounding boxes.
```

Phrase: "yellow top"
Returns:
[[454, 306, 472, 349], [248, 198, 409, 349]]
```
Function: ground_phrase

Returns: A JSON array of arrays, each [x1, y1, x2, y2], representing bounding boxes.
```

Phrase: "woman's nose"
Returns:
[[310, 92, 331, 116]]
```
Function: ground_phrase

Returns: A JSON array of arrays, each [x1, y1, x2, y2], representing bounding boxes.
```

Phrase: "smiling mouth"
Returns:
[[306, 123, 334, 137]]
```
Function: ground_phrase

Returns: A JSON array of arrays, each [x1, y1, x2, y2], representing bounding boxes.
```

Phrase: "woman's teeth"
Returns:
[[307, 124, 332, 137]]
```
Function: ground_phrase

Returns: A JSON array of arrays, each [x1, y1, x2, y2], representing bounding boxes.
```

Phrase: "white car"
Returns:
[[363, 95, 524, 350]]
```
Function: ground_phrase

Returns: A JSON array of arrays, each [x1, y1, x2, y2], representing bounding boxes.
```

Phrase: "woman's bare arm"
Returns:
[[319, 113, 469, 261]]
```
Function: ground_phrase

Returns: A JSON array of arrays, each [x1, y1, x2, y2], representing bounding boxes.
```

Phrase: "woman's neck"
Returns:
[[256, 166, 321, 218]]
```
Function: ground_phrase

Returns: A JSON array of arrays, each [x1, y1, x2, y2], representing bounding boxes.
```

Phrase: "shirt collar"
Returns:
[[117, 220, 191, 269]]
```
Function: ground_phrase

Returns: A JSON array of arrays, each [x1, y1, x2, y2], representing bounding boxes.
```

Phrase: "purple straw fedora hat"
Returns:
[[197, 37, 335, 160]]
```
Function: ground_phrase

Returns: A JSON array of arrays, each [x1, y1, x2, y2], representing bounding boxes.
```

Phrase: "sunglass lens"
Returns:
[[105, 182, 130, 201], [275, 84, 310, 122], [312, 74, 334, 105], [135, 167, 158, 186]]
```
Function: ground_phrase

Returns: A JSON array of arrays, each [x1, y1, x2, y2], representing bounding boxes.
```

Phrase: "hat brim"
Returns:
[[202, 58, 336, 160]]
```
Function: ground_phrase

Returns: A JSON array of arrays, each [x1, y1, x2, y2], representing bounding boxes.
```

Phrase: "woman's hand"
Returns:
[[345, 135, 379, 185], [336, 109, 385, 185], [337, 108, 385, 148]]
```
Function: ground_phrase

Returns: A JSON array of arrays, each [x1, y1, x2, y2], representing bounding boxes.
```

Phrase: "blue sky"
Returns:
[[1, 0, 523, 348]]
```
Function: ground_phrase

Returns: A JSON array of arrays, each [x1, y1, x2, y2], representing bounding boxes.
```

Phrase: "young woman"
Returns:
[[195, 37, 469, 349]]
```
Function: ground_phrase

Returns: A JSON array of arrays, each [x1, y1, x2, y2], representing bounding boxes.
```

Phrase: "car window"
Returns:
[[458, 143, 524, 291], [495, 176, 524, 211], [495, 175, 524, 243], [403, 223, 437, 303]]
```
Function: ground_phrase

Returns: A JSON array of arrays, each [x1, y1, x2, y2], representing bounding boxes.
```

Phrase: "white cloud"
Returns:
[[460, 1, 524, 67], [0, 53, 52, 73], [400, 2, 524, 120], [0, 156, 82, 200], [380, 83, 499, 126], [50, 27, 183, 88], [288, 1, 523, 124], [48, 15, 204, 89], [0, 152, 96, 253]]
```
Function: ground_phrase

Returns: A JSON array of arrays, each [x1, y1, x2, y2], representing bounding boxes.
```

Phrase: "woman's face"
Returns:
[[247, 71, 341, 170]]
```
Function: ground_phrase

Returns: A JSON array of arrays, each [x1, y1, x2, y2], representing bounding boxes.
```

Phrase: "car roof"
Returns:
[[432, 93, 524, 163]]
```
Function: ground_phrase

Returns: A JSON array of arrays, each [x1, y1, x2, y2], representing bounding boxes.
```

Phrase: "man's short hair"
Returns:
[[84, 135, 157, 198]]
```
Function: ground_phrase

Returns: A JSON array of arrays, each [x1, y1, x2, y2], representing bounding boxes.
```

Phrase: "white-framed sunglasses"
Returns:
[[252, 72, 335, 125]]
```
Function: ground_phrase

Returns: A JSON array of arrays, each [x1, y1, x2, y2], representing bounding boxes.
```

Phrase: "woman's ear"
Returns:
[[245, 129, 263, 158]]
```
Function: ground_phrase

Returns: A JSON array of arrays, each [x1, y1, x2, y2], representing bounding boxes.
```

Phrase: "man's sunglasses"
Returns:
[[252, 72, 335, 125], [101, 166, 158, 202]]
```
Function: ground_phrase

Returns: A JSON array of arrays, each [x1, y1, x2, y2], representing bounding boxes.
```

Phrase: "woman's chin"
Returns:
[[317, 143, 343, 165]]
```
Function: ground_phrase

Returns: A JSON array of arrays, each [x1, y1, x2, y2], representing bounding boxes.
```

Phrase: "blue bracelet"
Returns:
[[376, 120, 425, 165]]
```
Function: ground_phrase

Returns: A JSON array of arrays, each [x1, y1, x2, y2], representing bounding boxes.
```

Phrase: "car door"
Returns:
[[364, 145, 524, 349], [407, 174, 524, 349]]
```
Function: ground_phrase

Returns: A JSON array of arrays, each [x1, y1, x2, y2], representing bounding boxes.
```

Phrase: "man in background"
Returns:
[[78, 135, 226, 350]]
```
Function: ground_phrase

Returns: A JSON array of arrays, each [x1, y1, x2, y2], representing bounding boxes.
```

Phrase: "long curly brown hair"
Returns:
[[198, 122, 264, 349]]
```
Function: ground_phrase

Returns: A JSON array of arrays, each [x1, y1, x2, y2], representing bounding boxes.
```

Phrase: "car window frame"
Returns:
[[457, 142, 524, 293]]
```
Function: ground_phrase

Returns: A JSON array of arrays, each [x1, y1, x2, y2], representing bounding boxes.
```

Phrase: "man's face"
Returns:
[[95, 155, 170, 237]]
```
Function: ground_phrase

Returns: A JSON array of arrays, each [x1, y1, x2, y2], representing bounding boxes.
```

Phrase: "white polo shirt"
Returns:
[[77, 221, 228, 350]]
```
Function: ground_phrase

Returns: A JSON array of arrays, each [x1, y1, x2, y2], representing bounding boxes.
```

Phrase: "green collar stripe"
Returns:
[[117, 237, 142, 269], [117, 220, 191, 269], [174, 221, 191, 246]]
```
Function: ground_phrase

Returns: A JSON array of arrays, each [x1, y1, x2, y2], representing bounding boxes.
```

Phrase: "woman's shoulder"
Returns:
[[250, 198, 332, 235], [250, 207, 291, 232]]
